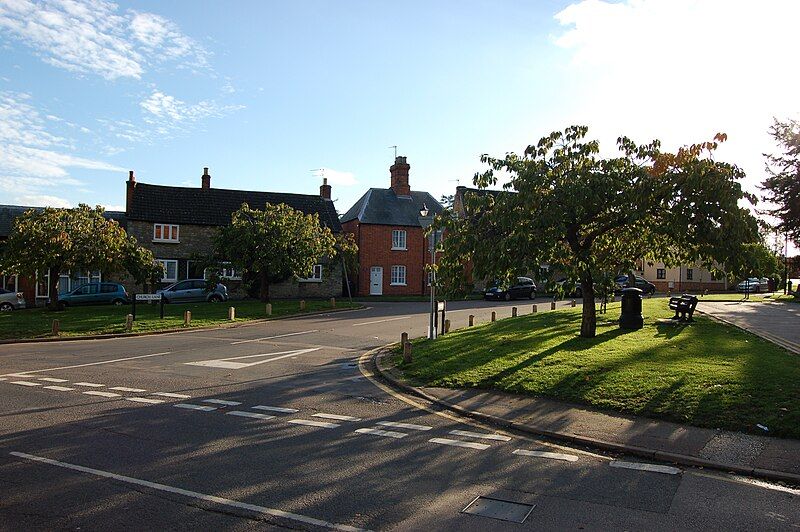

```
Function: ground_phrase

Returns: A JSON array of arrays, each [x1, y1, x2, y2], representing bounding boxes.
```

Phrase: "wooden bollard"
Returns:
[[491, 311, 496, 322], [266, 303, 272, 316], [184, 310, 191, 326], [403, 340, 412, 363], [444, 319, 451, 333], [468, 314, 474, 326], [401, 332, 408, 346], [125, 314, 133, 332], [330, 297, 336, 308], [512, 306, 517, 317], [51, 319, 60, 336], [300, 299, 306, 311], [571, 300, 576, 308], [532, 304, 537, 313], [228, 306, 235, 320], [551, 301, 556, 310]]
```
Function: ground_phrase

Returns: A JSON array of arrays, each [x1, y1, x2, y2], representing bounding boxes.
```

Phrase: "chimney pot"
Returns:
[[201, 167, 211, 189], [128, 170, 135, 182], [390, 155, 411, 196], [320, 177, 332, 200]]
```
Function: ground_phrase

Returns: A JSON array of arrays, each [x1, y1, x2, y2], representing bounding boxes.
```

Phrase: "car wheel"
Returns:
[[209, 295, 222, 303], [529, 290, 536, 300], [504, 292, 511, 301], [112, 298, 124, 306], [649, 287, 655, 295], [575, 288, 582, 298], [0, 303, 13, 312]]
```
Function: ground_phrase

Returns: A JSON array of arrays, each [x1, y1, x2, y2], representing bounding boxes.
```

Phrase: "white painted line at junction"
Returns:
[[5, 373, 34, 377], [203, 399, 242, 406], [174, 403, 217, 412], [73, 382, 105, 388], [110, 387, 147, 393], [253, 405, 298, 414], [226, 411, 275, 420], [185, 348, 320, 369], [152, 392, 190, 399], [38, 377, 68, 383], [429, 438, 490, 450], [10, 452, 371, 532], [312, 413, 361, 422], [230, 330, 319, 345], [126, 397, 165, 404], [10, 381, 41, 387], [43, 386, 74, 392], [288, 419, 340, 429], [351, 316, 409, 327], [3, 352, 172, 375], [609, 461, 681, 475], [512, 449, 579, 462], [83, 391, 121, 398], [449, 430, 511, 441], [0, 377, 6, 381], [376, 421, 433, 431], [355, 428, 407, 439]]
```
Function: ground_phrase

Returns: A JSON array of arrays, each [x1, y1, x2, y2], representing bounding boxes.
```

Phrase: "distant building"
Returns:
[[638, 261, 727, 292]]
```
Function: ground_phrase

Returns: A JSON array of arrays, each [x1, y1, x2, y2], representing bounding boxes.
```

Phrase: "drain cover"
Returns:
[[461, 496, 534, 523]]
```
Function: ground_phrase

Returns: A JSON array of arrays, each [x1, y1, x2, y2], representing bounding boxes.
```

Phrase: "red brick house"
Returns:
[[341, 156, 443, 296]]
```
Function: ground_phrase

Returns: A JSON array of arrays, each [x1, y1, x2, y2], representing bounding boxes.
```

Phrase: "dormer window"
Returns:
[[391, 229, 407, 250], [153, 223, 180, 243]]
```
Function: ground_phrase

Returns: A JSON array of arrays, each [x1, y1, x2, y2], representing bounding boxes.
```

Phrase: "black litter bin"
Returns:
[[619, 287, 644, 330]]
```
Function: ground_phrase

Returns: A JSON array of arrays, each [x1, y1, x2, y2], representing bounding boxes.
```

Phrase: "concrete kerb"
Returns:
[[0, 304, 367, 345], [368, 346, 800, 486]]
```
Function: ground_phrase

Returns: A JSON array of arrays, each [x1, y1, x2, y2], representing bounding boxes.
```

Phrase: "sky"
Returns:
[[0, 0, 797, 250]]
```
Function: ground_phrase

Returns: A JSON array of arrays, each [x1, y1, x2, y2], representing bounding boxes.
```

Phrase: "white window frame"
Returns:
[[157, 259, 178, 282], [36, 270, 50, 298], [391, 229, 407, 250], [299, 264, 323, 283], [205, 261, 242, 281], [153, 223, 180, 243], [686, 268, 693, 280], [2, 274, 19, 293], [390, 265, 407, 286], [657, 268, 666, 280]]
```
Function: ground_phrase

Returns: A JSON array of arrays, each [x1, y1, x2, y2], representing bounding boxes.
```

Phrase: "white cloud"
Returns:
[[138, 89, 244, 138], [554, 0, 800, 195], [318, 168, 357, 186], [0, 0, 208, 80], [12, 194, 71, 208]]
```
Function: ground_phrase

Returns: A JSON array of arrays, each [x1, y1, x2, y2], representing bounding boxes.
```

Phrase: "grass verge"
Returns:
[[397, 299, 800, 439], [0, 299, 360, 340]]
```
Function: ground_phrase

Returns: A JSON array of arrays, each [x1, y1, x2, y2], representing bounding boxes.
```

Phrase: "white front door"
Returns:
[[370, 267, 383, 296]]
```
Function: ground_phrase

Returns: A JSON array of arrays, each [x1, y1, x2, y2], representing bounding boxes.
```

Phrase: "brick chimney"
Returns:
[[390, 156, 411, 196], [126, 170, 136, 214], [201, 167, 211, 189], [320, 177, 331, 200]]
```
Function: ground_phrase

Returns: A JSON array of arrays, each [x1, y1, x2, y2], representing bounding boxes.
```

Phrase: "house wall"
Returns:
[[641, 262, 728, 293]]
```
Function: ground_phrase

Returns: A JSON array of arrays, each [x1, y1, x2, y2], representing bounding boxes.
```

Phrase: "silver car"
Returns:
[[0, 288, 26, 311], [157, 279, 228, 303]]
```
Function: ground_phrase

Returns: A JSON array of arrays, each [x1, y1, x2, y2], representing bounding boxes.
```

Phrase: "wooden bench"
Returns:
[[668, 294, 698, 322]]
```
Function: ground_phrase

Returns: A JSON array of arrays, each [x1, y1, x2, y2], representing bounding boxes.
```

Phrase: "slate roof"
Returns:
[[127, 183, 341, 232], [0, 205, 126, 238], [340, 188, 443, 227]]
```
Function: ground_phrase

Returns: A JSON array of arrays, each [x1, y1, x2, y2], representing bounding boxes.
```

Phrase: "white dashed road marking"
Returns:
[[226, 411, 275, 420], [185, 348, 320, 369], [110, 387, 147, 393], [351, 316, 409, 327], [429, 438, 490, 450], [610, 461, 681, 475], [230, 330, 319, 345], [355, 428, 408, 439], [312, 413, 361, 422], [152, 392, 191, 399], [43, 386, 74, 392], [449, 430, 511, 442], [74, 382, 105, 388], [512, 449, 579, 462], [174, 403, 217, 412], [10, 381, 41, 387], [288, 419, 340, 429], [376, 421, 432, 431], [38, 377, 68, 383], [203, 399, 242, 406], [10, 452, 370, 532], [126, 397, 165, 404], [83, 391, 121, 398], [252, 406, 299, 414]]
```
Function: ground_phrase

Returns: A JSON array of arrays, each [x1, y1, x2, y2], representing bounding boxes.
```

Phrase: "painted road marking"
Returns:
[[230, 330, 319, 345], [38, 377, 68, 383], [110, 387, 147, 393], [5, 373, 35, 377], [174, 403, 217, 412], [126, 397, 165, 404], [226, 411, 276, 420], [512, 449, 579, 462], [610, 461, 681, 475], [288, 419, 340, 429], [449, 430, 511, 442], [83, 391, 121, 398], [312, 413, 361, 422], [352, 316, 409, 327], [429, 438, 490, 451], [203, 399, 242, 406], [376, 421, 433, 431], [10, 381, 42, 387], [10, 452, 370, 532], [73, 382, 106, 388], [152, 392, 191, 399], [355, 428, 407, 439], [252, 406, 299, 414], [3, 352, 172, 374], [0, 377, 5, 381], [185, 348, 321, 369], [43, 386, 74, 392]]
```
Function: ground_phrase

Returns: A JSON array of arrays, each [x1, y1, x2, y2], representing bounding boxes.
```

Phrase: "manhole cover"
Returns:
[[461, 496, 534, 524]]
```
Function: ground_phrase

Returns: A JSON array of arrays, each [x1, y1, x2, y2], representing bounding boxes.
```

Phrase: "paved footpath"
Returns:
[[698, 299, 800, 354]]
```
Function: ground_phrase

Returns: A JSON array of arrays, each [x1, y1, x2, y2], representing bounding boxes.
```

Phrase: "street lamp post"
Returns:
[[419, 205, 438, 340]]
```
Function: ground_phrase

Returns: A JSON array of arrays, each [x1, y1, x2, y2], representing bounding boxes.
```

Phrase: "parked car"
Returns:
[[484, 277, 536, 301], [157, 279, 228, 303], [58, 282, 129, 307], [614, 275, 656, 295], [0, 288, 26, 311], [737, 277, 764, 293]]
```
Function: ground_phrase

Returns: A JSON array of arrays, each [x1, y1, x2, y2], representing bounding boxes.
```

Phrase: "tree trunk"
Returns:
[[259, 270, 270, 302], [47, 266, 60, 311], [579, 274, 596, 338]]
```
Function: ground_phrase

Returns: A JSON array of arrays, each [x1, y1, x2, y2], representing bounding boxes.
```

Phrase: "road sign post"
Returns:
[[134, 293, 163, 321]]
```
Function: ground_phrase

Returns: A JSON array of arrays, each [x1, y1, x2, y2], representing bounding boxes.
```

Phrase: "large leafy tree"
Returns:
[[435, 126, 761, 338], [0, 205, 161, 310], [215, 203, 338, 301], [762, 118, 800, 246]]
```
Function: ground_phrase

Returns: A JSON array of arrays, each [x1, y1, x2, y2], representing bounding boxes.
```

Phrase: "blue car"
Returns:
[[59, 282, 130, 307]]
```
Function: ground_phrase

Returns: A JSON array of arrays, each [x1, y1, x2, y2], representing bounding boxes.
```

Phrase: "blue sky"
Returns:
[[0, 0, 797, 243]]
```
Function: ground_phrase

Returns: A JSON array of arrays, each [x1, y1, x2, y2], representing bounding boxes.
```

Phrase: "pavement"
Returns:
[[1, 298, 798, 530], [698, 298, 800, 354]]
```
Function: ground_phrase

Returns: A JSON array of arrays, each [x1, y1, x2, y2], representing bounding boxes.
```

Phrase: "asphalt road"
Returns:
[[0, 299, 798, 531]]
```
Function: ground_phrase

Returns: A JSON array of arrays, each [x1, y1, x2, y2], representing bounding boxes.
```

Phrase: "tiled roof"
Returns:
[[0, 205, 126, 238], [127, 183, 341, 232], [340, 188, 443, 227]]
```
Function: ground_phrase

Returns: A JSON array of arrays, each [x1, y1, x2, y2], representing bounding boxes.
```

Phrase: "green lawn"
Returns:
[[398, 299, 800, 438], [0, 299, 359, 340]]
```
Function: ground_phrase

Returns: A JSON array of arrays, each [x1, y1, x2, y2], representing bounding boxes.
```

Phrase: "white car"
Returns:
[[737, 277, 764, 293], [0, 288, 26, 311]]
